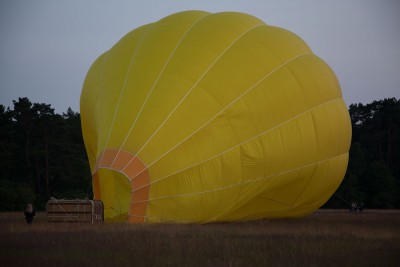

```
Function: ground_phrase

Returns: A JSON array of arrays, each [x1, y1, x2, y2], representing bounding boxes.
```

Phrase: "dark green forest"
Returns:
[[0, 97, 399, 211], [324, 97, 400, 209], [0, 97, 91, 210]]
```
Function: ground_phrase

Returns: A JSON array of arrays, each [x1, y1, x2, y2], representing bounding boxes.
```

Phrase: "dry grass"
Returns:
[[1, 210, 399, 266]]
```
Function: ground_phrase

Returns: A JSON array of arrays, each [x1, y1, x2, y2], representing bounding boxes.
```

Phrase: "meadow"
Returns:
[[1, 210, 399, 267]]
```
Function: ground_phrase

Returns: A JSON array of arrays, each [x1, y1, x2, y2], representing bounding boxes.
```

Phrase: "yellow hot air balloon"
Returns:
[[80, 11, 351, 223]]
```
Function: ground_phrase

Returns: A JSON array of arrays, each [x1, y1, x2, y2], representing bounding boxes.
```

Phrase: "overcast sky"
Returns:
[[1, 0, 399, 114]]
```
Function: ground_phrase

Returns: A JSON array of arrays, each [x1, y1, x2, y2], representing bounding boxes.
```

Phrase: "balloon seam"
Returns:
[[128, 52, 315, 182], [116, 14, 212, 172], [122, 23, 266, 175], [96, 53, 109, 168], [130, 97, 343, 191], [131, 152, 347, 202], [106, 26, 152, 168]]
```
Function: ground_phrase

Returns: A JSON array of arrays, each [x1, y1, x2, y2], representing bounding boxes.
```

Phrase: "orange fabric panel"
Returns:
[[132, 185, 150, 203], [92, 172, 101, 200], [123, 156, 146, 179], [111, 150, 135, 170], [129, 202, 148, 223], [95, 149, 150, 223], [98, 149, 118, 168], [131, 170, 149, 189]]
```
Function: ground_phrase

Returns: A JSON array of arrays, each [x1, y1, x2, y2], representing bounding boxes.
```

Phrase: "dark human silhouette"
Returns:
[[349, 201, 364, 213], [24, 203, 36, 224]]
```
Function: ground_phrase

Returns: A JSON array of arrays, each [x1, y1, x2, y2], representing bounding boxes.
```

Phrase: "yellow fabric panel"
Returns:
[[295, 153, 350, 208], [80, 11, 352, 223], [147, 148, 243, 222], [96, 25, 157, 158], [100, 24, 152, 151], [130, 13, 265, 163], [137, 26, 312, 165], [98, 168, 131, 220], [80, 55, 104, 173]]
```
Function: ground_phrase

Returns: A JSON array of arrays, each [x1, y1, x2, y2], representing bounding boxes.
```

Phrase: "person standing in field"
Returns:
[[24, 203, 36, 224]]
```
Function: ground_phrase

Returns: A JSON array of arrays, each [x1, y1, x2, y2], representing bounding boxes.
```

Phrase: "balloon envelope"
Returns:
[[80, 11, 351, 223]]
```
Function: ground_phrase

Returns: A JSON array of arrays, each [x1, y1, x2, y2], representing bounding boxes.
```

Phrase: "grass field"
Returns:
[[1, 210, 399, 266]]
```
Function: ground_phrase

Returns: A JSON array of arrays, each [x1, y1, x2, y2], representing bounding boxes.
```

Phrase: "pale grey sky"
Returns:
[[1, 0, 399, 113]]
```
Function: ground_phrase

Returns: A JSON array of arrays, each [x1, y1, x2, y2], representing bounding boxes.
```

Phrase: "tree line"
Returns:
[[324, 97, 400, 209], [0, 97, 399, 211], [0, 97, 91, 210]]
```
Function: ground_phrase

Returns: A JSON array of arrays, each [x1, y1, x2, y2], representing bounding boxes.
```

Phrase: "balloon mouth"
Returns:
[[93, 149, 150, 223]]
